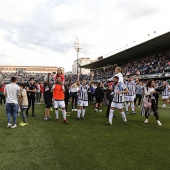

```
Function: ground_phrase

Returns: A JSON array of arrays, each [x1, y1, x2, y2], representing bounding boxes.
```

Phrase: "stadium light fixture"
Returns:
[[74, 37, 82, 74]]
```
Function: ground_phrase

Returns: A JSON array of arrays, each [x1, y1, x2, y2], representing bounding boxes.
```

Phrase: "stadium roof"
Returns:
[[81, 31, 170, 69]]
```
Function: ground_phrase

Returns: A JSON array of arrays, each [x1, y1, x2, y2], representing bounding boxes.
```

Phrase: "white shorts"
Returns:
[[125, 96, 135, 102], [162, 96, 169, 100], [78, 100, 88, 107], [111, 102, 124, 109], [54, 100, 65, 108]]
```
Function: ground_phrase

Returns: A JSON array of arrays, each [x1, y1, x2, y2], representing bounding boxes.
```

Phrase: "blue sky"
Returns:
[[0, 0, 170, 71]]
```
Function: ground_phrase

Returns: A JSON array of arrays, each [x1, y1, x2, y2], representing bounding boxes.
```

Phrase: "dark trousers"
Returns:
[[88, 93, 92, 103], [65, 99, 68, 112], [155, 98, 158, 111], [106, 99, 112, 117], [26, 97, 35, 115], [0, 94, 5, 105], [91, 93, 95, 102], [134, 94, 142, 106], [36, 92, 41, 103], [71, 92, 78, 109], [145, 99, 159, 120]]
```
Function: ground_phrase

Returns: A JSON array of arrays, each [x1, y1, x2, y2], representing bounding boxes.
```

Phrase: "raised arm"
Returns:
[[89, 72, 94, 85], [77, 73, 80, 86], [68, 75, 72, 86]]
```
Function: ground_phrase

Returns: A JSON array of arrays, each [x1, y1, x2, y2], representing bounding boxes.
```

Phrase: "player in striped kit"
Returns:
[[125, 77, 136, 114], [162, 81, 170, 108], [75, 73, 94, 120], [105, 76, 129, 125]]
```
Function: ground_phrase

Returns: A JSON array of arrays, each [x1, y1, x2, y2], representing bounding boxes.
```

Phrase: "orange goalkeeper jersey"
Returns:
[[53, 84, 64, 100]]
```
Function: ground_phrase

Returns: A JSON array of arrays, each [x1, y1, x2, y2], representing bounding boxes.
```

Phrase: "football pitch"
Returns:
[[0, 102, 170, 170]]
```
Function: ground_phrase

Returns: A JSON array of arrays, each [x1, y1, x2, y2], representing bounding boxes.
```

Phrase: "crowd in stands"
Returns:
[[69, 51, 170, 81], [0, 72, 54, 84], [121, 51, 170, 75], [0, 51, 170, 84], [65, 51, 170, 82]]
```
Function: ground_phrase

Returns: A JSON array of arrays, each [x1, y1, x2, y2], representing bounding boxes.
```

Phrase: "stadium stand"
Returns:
[[80, 31, 170, 81]]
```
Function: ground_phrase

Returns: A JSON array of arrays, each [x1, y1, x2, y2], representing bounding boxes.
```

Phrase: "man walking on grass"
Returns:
[[4, 77, 20, 128]]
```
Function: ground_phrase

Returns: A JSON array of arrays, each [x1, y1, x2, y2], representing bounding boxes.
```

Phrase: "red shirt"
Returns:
[[0, 84, 5, 93], [55, 74, 65, 82], [108, 82, 114, 88], [40, 84, 44, 93]]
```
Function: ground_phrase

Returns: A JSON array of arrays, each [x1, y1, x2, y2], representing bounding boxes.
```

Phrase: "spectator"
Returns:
[[94, 82, 104, 112], [70, 82, 79, 111], [134, 81, 143, 107], [4, 77, 20, 128], [26, 78, 36, 117], [19, 83, 28, 126], [142, 79, 162, 126], [35, 81, 41, 104], [40, 82, 44, 102], [0, 81, 6, 105], [44, 78, 52, 121]]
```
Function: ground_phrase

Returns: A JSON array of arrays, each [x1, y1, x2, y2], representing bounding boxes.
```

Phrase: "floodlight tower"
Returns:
[[74, 37, 82, 74]]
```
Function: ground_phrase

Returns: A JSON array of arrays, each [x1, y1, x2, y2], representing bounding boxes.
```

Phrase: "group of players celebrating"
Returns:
[[4, 66, 170, 128], [105, 67, 163, 126], [44, 66, 166, 126], [31, 67, 170, 125]]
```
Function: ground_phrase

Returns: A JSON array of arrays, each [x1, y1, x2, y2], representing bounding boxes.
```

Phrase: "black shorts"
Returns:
[[45, 99, 52, 108], [95, 97, 103, 103]]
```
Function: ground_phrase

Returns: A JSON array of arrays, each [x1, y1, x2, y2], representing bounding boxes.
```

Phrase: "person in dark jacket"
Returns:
[[88, 86, 92, 103], [43, 77, 52, 121], [94, 82, 104, 112], [64, 82, 70, 115], [106, 90, 113, 118], [26, 78, 36, 117]]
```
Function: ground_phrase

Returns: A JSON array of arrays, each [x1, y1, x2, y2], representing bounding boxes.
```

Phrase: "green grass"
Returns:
[[0, 101, 170, 170]]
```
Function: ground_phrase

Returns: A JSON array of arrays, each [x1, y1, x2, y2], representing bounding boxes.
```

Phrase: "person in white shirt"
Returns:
[[4, 77, 20, 128], [142, 79, 162, 126], [107, 67, 124, 83], [70, 82, 79, 111]]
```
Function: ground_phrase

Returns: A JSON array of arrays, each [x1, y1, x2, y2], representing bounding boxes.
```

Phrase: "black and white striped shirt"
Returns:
[[162, 85, 170, 96], [78, 84, 89, 101], [112, 83, 127, 103], [125, 81, 136, 96]]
